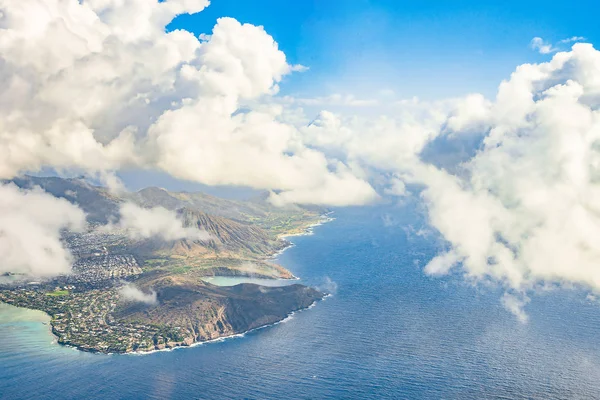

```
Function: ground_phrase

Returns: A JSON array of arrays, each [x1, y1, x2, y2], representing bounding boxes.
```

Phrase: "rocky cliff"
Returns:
[[114, 275, 324, 348]]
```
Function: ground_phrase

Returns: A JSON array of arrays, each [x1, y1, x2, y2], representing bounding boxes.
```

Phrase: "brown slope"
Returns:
[[131, 207, 286, 262], [114, 275, 324, 342], [172, 208, 282, 257]]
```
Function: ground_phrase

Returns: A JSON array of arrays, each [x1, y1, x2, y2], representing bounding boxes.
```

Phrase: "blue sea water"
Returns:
[[2, 203, 600, 399]]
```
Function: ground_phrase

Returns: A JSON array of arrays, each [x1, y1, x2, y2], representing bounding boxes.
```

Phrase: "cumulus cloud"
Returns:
[[119, 284, 158, 305], [297, 98, 463, 180], [0, 0, 375, 207], [445, 93, 492, 133], [418, 44, 600, 288], [405, 44, 600, 320], [292, 43, 600, 321], [0, 183, 86, 277], [109, 203, 211, 241]]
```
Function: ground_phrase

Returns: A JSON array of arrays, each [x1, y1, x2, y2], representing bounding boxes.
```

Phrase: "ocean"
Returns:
[[2, 203, 600, 399]]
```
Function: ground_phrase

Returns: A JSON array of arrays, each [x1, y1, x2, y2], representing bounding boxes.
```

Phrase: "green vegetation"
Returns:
[[147, 256, 293, 280], [46, 290, 69, 296], [0, 289, 186, 354], [144, 258, 168, 265], [166, 264, 194, 274]]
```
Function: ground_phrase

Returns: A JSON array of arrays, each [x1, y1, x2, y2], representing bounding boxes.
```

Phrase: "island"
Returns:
[[0, 176, 331, 354]]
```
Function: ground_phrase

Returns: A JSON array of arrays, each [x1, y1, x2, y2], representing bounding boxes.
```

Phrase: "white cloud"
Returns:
[[414, 44, 600, 319], [145, 93, 378, 206], [282, 94, 380, 108], [501, 293, 530, 323], [316, 276, 338, 294], [383, 177, 408, 197], [299, 99, 456, 174], [445, 93, 492, 133], [587, 293, 597, 302], [284, 44, 600, 319], [0, 183, 86, 277], [119, 283, 157, 305], [378, 89, 396, 97], [423, 250, 462, 276], [109, 203, 211, 241], [290, 64, 309, 72], [530, 37, 557, 54], [0, 0, 375, 207], [559, 36, 586, 44], [531, 36, 588, 55]]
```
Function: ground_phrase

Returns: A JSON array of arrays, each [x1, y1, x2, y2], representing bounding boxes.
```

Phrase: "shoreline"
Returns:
[[271, 212, 335, 260], [0, 294, 328, 356], [277, 212, 335, 241], [127, 294, 332, 356], [0, 212, 335, 356], [0, 301, 57, 346]]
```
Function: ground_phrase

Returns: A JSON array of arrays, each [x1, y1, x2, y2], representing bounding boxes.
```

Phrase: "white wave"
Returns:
[[126, 298, 324, 356], [277, 212, 335, 243]]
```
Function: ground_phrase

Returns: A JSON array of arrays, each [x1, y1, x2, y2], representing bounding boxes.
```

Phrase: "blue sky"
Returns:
[[168, 0, 600, 100]]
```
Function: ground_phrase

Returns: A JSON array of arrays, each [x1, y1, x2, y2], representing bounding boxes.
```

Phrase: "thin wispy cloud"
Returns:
[[103, 203, 211, 242], [119, 284, 158, 305], [559, 36, 586, 44], [530, 37, 557, 54], [531, 36, 587, 54]]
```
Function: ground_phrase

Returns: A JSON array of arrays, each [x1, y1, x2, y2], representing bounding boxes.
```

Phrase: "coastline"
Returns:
[[0, 212, 335, 356], [271, 212, 335, 260], [0, 294, 327, 356], [124, 214, 336, 355], [0, 302, 57, 347], [124, 215, 337, 355], [277, 212, 335, 241], [46, 295, 327, 356], [128, 294, 332, 356]]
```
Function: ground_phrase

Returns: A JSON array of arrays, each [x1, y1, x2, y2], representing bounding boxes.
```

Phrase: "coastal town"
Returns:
[[0, 228, 195, 353], [70, 255, 142, 285], [0, 288, 192, 353]]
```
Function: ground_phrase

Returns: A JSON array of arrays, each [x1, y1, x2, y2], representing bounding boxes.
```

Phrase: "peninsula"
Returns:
[[0, 176, 329, 354]]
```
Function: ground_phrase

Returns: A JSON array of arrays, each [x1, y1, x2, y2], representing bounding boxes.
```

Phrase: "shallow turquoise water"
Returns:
[[2, 203, 600, 399]]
